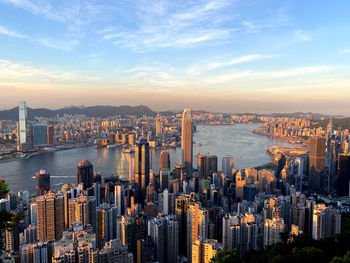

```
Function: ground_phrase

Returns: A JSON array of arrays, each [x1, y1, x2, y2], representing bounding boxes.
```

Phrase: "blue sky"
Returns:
[[0, 0, 350, 114]]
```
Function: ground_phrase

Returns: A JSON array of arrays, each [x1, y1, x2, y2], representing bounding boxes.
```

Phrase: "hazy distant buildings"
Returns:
[[35, 169, 50, 196], [77, 159, 94, 190], [309, 137, 326, 171], [182, 109, 193, 176]]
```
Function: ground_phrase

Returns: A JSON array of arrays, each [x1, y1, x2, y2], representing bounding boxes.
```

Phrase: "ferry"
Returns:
[[107, 144, 122, 149]]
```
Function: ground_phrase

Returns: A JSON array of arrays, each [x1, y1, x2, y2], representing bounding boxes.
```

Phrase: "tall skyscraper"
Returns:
[[159, 150, 170, 170], [135, 138, 150, 202], [336, 154, 350, 196], [77, 159, 94, 190], [47, 125, 55, 146], [309, 136, 326, 171], [36, 193, 64, 241], [156, 116, 163, 137], [197, 154, 217, 178], [18, 101, 27, 144], [222, 156, 235, 178], [35, 169, 50, 196], [33, 124, 48, 147], [182, 109, 193, 176]]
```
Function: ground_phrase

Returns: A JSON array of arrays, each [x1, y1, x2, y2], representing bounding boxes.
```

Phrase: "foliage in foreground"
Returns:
[[210, 231, 350, 263]]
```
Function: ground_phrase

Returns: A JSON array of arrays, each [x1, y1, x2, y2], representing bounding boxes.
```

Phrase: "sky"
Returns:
[[0, 0, 350, 114]]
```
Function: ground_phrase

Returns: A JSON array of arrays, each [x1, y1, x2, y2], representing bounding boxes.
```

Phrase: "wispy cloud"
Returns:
[[187, 54, 277, 75], [339, 49, 350, 54], [294, 30, 311, 42], [0, 25, 27, 38], [0, 59, 98, 83]]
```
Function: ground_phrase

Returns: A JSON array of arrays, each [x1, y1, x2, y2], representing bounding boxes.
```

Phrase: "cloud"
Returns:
[[339, 49, 350, 54], [187, 54, 276, 75], [0, 25, 27, 38], [294, 30, 311, 42], [0, 59, 98, 83]]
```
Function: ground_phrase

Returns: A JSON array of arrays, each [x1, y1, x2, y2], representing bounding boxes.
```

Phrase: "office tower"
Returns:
[[336, 154, 350, 196], [77, 159, 94, 190], [192, 239, 224, 263], [18, 101, 27, 148], [150, 217, 166, 263], [243, 185, 256, 202], [222, 156, 235, 179], [35, 169, 50, 196], [235, 172, 246, 202], [309, 136, 326, 171], [159, 150, 170, 170], [160, 169, 170, 191], [33, 124, 48, 147], [135, 138, 150, 202], [175, 195, 191, 255], [115, 185, 123, 216], [182, 109, 193, 176], [197, 154, 218, 178], [47, 125, 55, 146], [312, 204, 341, 240], [156, 116, 163, 137], [186, 203, 208, 260], [98, 239, 133, 263], [36, 193, 64, 241], [263, 216, 285, 247]]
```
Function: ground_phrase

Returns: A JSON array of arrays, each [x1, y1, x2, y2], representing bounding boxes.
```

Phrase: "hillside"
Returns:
[[312, 117, 350, 130], [0, 105, 156, 120]]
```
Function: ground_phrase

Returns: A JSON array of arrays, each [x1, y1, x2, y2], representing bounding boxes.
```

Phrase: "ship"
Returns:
[[107, 144, 122, 149]]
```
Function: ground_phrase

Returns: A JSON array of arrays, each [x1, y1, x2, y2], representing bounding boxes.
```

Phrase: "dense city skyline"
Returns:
[[1, 1, 350, 114]]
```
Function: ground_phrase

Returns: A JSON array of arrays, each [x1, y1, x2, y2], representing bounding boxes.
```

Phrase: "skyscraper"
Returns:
[[182, 109, 193, 176], [18, 101, 27, 150], [135, 138, 150, 202], [336, 154, 350, 196], [47, 125, 55, 146], [77, 159, 94, 190], [197, 154, 217, 178], [222, 156, 235, 178], [33, 124, 48, 147], [35, 169, 50, 196], [36, 193, 64, 241], [309, 136, 326, 171], [159, 150, 170, 170]]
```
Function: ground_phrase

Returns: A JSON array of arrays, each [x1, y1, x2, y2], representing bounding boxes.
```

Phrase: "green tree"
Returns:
[[210, 249, 242, 263]]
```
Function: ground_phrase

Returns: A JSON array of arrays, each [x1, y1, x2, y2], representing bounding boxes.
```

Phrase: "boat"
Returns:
[[123, 147, 135, 153], [107, 144, 122, 149], [31, 176, 36, 179]]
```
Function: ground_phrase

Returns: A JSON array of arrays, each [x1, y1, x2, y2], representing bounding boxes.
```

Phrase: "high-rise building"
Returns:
[[186, 203, 208, 260], [197, 154, 218, 178], [312, 204, 341, 240], [182, 109, 193, 176], [68, 195, 96, 230], [36, 193, 64, 241], [156, 116, 163, 137], [309, 137, 326, 171], [336, 154, 350, 196], [33, 124, 48, 147], [192, 239, 223, 263], [222, 156, 235, 179], [99, 239, 133, 263], [263, 216, 285, 247], [18, 101, 27, 147], [160, 150, 170, 170], [35, 169, 50, 196], [135, 138, 150, 202], [47, 125, 55, 146], [150, 217, 166, 263], [165, 215, 179, 263], [77, 159, 94, 190]]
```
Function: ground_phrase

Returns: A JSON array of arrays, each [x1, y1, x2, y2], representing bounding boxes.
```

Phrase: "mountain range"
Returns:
[[0, 105, 156, 120]]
